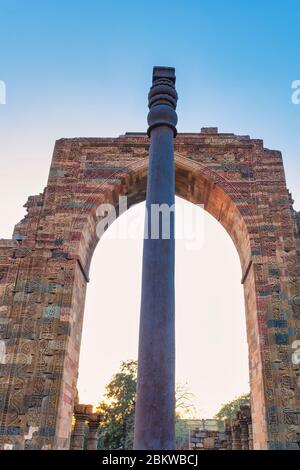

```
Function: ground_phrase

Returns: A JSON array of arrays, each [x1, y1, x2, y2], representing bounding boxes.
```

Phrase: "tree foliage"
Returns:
[[175, 383, 196, 449], [214, 393, 250, 421], [97, 360, 137, 449], [175, 382, 196, 418], [97, 360, 196, 450]]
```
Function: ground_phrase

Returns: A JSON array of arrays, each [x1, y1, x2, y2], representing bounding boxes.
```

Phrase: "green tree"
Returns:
[[175, 419, 190, 450], [97, 360, 137, 449], [214, 393, 250, 421], [175, 383, 196, 449], [175, 382, 196, 418], [97, 361, 197, 449]]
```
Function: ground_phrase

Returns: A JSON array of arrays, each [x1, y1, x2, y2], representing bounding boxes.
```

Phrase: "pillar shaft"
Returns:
[[248, 423, 253, 450], [134, 67, 178, 450], [72, 416, 86, 450], [232, 424, 242, 450], [225, 424, 232, 449], [240, 421, 249, 450], [87, 422, 99, 450]]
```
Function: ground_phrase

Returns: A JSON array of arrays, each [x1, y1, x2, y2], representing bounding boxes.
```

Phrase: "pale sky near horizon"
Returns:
[[78, 198, 249, 417], [0, 0, 299, 417]]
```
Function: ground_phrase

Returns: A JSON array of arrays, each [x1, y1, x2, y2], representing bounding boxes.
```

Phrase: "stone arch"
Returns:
[[76, 153, 252, 276], [0, 130, 299, 450], [73, 153, 262, 448]]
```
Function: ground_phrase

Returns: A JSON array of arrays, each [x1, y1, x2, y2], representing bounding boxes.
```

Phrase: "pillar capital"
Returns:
[[147, 66, 178, 137], [240, 405, 251, 421], [87, 412, 101, 429], [74, 403, 93, 421]]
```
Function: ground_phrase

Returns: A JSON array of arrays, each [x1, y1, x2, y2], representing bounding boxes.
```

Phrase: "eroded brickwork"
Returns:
[[0, 128, 299, 449]]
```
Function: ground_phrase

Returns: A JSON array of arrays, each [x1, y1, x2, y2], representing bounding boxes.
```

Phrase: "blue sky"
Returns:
[[0, 1, 299, 218], [0, 1, 299, 415]]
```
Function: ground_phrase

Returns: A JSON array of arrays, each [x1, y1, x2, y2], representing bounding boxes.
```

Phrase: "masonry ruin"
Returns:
[[0, 127, 299, 449]]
